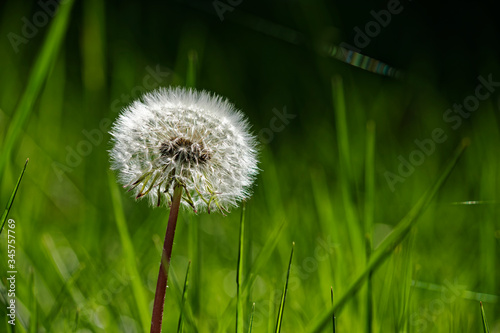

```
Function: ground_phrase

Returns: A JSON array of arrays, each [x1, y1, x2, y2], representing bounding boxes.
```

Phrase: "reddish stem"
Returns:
[[150, 185, 183, 333]]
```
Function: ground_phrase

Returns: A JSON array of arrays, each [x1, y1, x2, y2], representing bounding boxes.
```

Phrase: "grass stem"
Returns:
[[0, 158, 28, 234], [236, 203, 246, 333]]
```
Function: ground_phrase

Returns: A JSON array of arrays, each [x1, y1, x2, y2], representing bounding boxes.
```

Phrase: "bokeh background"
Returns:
[[1, 0, 499, 332]]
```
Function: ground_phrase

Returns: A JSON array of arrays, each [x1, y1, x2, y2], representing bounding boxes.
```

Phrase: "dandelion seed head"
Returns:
[[109, 87, 259, 213]]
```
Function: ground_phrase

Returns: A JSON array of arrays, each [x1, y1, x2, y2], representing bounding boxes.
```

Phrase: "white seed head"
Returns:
[[109, 87, 259, 213]]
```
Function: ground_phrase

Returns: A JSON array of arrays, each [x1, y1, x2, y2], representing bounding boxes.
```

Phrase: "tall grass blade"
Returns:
[[220, 219, 286, 324], [364, 121, 375, 333], [46, 263, 85, 331], [331, 287, 336, 333], [331, 75, 363, 267], [275, 242, 295, 333], [0, 0, 74, 176], [248, 302, 255, 333], [236, 203, 246, 333], [306, 138, 469, 333], [268, 287, 276, 333], [29, 268, 37, 333], [0, 158, 28, 235], [108, 172, 150, 332], [188, 216, 201, 321], [480, 301, 490, 333], [177, 261, 191, 333], [244, 220, 285, 294], [41, 234, 86, 310], [74, 310, 80, 332], [332, 76, 353, 185], [397, 233, 415, 332], [81, 0, 106, 94], [186, 50, 198, 88]]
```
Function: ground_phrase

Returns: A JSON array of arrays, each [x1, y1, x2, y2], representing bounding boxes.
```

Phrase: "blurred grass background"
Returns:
[[0, 0, 499, 332]]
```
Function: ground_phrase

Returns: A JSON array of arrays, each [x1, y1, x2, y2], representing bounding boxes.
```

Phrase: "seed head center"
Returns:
[[160, 137, 211, 164]]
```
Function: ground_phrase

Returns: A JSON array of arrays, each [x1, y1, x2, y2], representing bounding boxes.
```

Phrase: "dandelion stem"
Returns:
[[151, 184, 183, 333]]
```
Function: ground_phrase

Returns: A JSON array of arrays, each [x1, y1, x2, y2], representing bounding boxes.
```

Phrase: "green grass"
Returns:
[[480, 301, 490, 333], [1, 1, 499, 332], [0, 158, 28, 234], [236, 203, 246, 333], [307, 139, 468, 332], [274, 242, 294, 333], [177, 260, 191, 333], [108, 172, 150, 332], [0, 0, 74, 177]]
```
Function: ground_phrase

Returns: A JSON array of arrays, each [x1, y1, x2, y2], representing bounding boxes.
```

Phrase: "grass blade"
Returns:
[[0, 158, 28, 234], [29, 268, 37, 333], [0, 0, 74, 176], [332, 75, 364, 267], [275, 242, 295, 333], [74, 309, 80, 332], [244, 219, 286, 295], [306, 138, 469, 333], [268, 288, 276, 333], [41, 234, 86, 308], [364, 121, 375, 333], [236, 203, 246, 333], [480, 301, 490, 333], [331, 287, 336, 333], [186, 50, 198, 88], [397, 233, 415, 332], [108, 172, 150, 332], [46, 263, 86, 331], [332, 75, 353, 185], [177, 261, 191, 333], [220, 219, 286, 326], [188, 214, 201, 321], [248, 302, 255, 333]]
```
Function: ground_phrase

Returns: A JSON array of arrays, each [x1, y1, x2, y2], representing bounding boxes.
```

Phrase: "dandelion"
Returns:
[[109, 87, 259, 332], [110, 87, 258, 213]]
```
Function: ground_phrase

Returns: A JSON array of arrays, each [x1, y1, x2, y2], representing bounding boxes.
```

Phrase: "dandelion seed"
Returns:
[[109, 86, 259, 213]]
